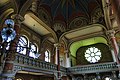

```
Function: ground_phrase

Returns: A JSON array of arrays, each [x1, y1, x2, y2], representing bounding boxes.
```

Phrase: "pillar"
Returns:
[[107, 30, 119, 60], [64, 50, 71, 67], [0, 42, 8, 74], [54, 43, 61, 80], [106, 29, 120, 77], [1, 14, 24, 80], [111, 49, 117, 62]]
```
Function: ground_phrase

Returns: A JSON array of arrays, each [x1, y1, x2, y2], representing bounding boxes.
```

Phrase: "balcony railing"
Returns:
[[67, 62, 118, 74], [14, 53, 58, 74], [13, 53, 119, 75]]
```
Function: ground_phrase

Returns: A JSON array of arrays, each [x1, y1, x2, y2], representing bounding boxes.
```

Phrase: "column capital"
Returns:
[[54, 43, 61, 48], [106, 29, 115, 37], [64, 49, 70, 57], [64, 49, 69, 53], [11, 14, 24, 24]]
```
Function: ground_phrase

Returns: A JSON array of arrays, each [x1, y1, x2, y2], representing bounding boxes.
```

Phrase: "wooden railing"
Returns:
[[0, 53, 119, 78], [6, 53, 117, 75], [14, 53, 58, 74], [67, 62, 118, 74]]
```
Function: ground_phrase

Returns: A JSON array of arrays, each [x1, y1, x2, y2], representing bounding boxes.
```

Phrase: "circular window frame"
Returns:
[[84, 47, 101, 63]]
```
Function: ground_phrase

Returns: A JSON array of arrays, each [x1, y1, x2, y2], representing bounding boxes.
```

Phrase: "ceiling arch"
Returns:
[[0, 8, 14, 26], [10, 0, 18, 13], [0, 0, 9, 7], [70, 37, 108, 57], [19, 0, 34, 16], [59, 24, 106, 41], [23, 12, 58, 43]]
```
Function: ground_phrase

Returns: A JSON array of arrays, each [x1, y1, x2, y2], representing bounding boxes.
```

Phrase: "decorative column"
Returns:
[[106, 29, 120, 77], [107, 30, 119, 60], [111, 49, 117, 62], [62, 50, 71, 80], [54, 43, 61, 80], [0, 42, 8, 72], [1, 14, 24, 80], [64, 50, 71, 67]]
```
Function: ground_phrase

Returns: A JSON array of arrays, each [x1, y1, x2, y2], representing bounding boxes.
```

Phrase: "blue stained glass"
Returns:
[[1, 27, 16, 42], [29, 44, 39, 59], [17, 36, 27, 55], [5, 19, 14, 26]]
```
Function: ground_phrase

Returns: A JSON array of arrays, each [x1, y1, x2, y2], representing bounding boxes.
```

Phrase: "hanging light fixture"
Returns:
[[1, 19, 16, 42]]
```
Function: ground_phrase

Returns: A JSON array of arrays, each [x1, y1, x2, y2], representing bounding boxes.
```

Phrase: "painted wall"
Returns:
[[76, 43, 113, 65]]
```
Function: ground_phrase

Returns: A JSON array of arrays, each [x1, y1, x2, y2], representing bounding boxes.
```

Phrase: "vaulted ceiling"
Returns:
[[38, 0, 101, 23], [0, 0, 118, 56]]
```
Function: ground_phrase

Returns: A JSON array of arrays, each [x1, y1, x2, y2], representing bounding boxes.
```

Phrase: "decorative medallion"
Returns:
[[91, 8, 103, 23], [53, 22, 66, 33], [69, 17, 88, 29]]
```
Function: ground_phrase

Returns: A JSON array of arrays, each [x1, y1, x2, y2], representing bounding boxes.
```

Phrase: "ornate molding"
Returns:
[[106, 29, 115, 37], [54, 43, 61, 50], [69, 17, 88, 29], [11, 14, 25, 24]]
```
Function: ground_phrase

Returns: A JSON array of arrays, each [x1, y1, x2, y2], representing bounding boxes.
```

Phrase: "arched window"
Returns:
[[29, 43, 38, 58], [17, 36, 28, 55], [45, 50, 50, 62], [16, 36, 40, 58]]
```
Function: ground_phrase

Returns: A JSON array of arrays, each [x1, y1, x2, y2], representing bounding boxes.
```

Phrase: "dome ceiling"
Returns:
[[37, 0, 103, 29], [39, 0, 100, 20]]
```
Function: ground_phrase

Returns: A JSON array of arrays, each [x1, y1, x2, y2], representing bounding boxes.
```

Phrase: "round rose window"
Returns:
[[85, 47, 101, 63]]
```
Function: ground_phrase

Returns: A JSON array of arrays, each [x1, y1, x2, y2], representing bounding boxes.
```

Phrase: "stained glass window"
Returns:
[[29, 43, 38, 58], [17, 36, 28, 55], [85, 47, 101, 63], [45, 50, 50, 62]]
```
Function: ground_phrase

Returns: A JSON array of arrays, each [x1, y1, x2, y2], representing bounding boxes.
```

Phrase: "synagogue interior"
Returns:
[[0, 0, 120, 80]]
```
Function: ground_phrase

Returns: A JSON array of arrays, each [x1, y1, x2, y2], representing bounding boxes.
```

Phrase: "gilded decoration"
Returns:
[[69, 17, 88, 29], [53, 22, 66, 33], [91, 8, 103, 24]]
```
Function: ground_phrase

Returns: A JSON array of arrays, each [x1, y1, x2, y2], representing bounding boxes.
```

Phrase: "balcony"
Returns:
[[2, 53, 118, 75], [67, 62, 118, 74], [14, 53, 58, 74]]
